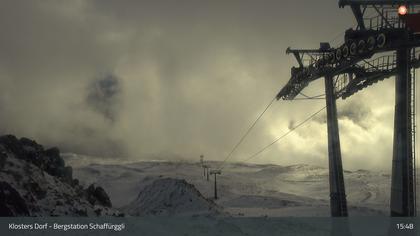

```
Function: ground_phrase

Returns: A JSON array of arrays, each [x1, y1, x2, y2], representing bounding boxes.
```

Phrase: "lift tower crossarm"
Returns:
[[277, 45, 334, 100], [338, 53, 420, 99], [277, 31, 420, 101]]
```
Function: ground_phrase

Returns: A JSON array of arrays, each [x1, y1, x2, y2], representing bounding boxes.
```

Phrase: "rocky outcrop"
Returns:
[[86, 184, 112, 207], [0, 134, 121, 217], [0, 135, 73, 184], [0, 181, 29, 216], [0, 151, 6, 170]]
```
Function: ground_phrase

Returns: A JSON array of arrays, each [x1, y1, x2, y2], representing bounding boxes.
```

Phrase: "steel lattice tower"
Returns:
[[276, 0, 420, 217]]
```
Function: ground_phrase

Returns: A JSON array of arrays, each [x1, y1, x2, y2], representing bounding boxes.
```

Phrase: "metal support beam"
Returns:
[[350, 5, 366, 30], [325, 75, 348, 217], [390, 47, 416, 217]]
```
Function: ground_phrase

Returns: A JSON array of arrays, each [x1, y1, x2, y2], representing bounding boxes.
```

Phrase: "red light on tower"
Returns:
[[398, 5, 408, 16]]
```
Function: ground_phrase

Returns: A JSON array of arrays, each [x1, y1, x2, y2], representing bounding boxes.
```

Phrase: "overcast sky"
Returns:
[[0, 0, 418, 170]]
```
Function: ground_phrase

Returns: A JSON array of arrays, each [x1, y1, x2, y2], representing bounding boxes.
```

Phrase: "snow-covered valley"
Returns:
[[1, 136, 418, 235]]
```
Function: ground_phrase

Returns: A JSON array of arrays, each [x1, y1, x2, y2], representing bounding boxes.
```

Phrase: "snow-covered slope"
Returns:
[[67, 154, 397, 217], [0, 135, 121, 216], [122, 178, 223, 216]]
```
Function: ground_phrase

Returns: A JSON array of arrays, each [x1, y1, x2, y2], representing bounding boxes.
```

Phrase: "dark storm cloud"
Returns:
[[87, 74, 122, 122], [0, 0, 405, 169]]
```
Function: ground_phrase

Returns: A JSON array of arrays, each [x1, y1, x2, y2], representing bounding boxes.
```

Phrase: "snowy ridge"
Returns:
[[121, 178, 224, 216]]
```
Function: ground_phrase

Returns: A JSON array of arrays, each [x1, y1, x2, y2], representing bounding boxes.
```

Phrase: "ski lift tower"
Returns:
[[203, 165, 210, 181], [210, 170, 222, 199], [277, 0, 420, 217], [200, 155, 205, 177]]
